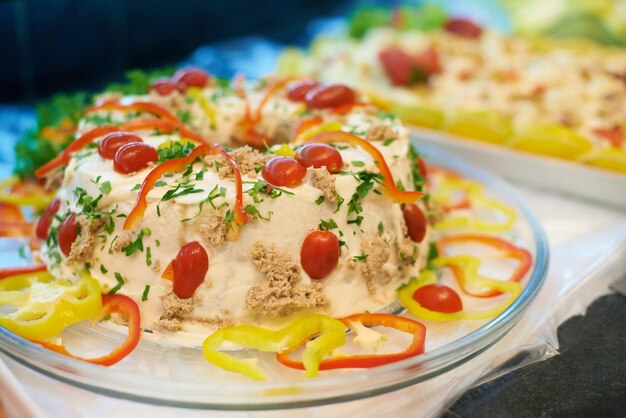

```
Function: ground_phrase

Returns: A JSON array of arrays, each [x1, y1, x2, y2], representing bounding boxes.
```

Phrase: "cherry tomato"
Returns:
[[379, 48, 416, 86], [114, 143, 158, 174], [262, 156, 307, 187], [305, 84, 356, 109], [58, 212, 78, 257], [149, 78, 178, 96], [98, 132, 144, 160], [444, 18, 483, 39], [295, 144, 344, 173], [300, 230, 340, 280], [412, 284, 463, 313], [287, 81, 322, 102], [173, 67, 210, 90], [403, 204, 427, 243], [172, 241, 209, 299], [414, 47, 442, 76], [36, 198, 61, 240]]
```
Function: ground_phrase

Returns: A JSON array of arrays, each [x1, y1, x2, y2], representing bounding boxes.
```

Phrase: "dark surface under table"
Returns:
[[443, 292, 626, 418]]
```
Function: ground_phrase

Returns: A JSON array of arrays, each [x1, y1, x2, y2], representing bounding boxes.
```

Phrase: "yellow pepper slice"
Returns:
[[399, 262, 523, 322], [431, 178, 516, 232], [0, 271, 102, 340], [293, 121, 343, 143], [0, 176, 55, 211], [202, 314, 346, 380], [445, 110, 513, 145], [579, 147, 626, 174], [510, 124, 593, 160], [186, 87, 217, 128], [389, 103, 445, 129]]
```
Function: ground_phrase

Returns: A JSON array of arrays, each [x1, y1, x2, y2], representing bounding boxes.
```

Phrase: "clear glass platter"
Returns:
[[0, 141, 549, 410]]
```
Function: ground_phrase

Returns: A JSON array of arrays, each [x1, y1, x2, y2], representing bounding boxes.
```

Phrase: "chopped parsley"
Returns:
[[161, 184, 203, 201], [352, 253, 369, 262], [141, 285, 151, 301], [315, 196, 325, 205], [319, 218, 338, 231], [377, 221, 384, 236], [382, 138, 395, 146], [182, 184, 227, 222], [99, 181, 112, 195], [108, 272, 125, 294], [121, 228, 150, 256], [146, 246, 152, 266], [157, 140, 196, 163], [351, 160, 365, 167], [100, 264, 108, 274], [408, 143, 426, 192]]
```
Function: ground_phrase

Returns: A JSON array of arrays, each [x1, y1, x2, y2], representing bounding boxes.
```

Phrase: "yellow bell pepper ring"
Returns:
[[399, 264, 523, 322], [202, 314, 346, 380], [186, 87, 217, 128], [431, 178, 516, 232], [0, 270, 102, 340]]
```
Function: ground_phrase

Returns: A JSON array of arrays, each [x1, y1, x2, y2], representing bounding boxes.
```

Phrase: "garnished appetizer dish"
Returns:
[[0, 67, 534, 380], [278, 4, 626, 174]]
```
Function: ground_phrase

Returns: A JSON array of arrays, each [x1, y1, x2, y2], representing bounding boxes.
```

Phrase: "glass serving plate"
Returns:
[[0, 141, 549, 410]]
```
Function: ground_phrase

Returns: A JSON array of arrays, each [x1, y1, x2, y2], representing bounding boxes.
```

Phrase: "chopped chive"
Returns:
[[108, 272, 125, 294], [141, 285, 151, 301]]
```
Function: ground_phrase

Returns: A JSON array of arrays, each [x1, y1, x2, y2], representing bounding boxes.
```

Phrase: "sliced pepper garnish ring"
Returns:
[[431, 178, 516, 232], [398, 268, 523, 321], [436, 234, 531, 297], [202, 314, 346, 380], [276, 313, 426, 370], [0, 270, 102, 340]]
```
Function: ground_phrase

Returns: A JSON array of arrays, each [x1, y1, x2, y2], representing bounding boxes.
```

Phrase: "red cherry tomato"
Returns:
[[403, 204, 427, 243], [262, 157, 307, 187], [414, 47, 442, 76], [36, 198, 61, 240], [58, 212, 78, 257], [305, 84, 356, 109], [149, 78, 178, 96], [379, 48, 416, 86], [98, 132, 144, 160], [287, 81, 322, 102], [172, 242, 209, 299], [295, 144, 344, 173], [444, 18, 483, 39], [412, 284, 463, 313], [113, 143, 158, 174], [300, 230, 340, 280], [173, 67, 210, 90]]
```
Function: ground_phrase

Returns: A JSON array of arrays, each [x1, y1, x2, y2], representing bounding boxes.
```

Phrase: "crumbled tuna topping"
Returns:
[[67, 215, 106, 265], [359, 235, 391, 294], [246, 241, 329, 316], [207, 146, 271, 179], [197, 209, 229, 247], [156, 290, 196, 332], [310, 168, 338, 203], [365, 124, 398, 143]]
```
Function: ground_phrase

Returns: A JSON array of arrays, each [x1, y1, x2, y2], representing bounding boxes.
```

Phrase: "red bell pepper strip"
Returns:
[[215, 144, 248, 226], [291, 116, 324, 141], [32, 293, 141, 367], [35, 119, 210, 179], [124, 145, 211, 230], [0, 265, 47, 280], [124, 145, 248, 230], [85, 101, 179, 125], [276, 313, 426, 370], [436, 234, 532, 297], [234, 77, 295, 146], [305, 131, 424, 204]]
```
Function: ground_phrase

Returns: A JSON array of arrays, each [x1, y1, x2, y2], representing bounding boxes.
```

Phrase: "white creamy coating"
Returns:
[[42, 84, 430, 345]]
